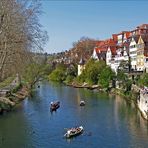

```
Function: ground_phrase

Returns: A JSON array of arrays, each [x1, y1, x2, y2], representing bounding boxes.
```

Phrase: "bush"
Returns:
[[99, 66, 115, 88], [138, 73, 148, 87], [64, 75, 75, 84], [77, 59, 106, 85], [49, 64, 67, 82]]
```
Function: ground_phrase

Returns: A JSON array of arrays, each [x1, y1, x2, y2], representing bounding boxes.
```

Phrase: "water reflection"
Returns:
[[0, 81, 148, 148]]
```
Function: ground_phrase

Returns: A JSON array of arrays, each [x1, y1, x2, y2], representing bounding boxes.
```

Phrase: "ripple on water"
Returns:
[[0, 81, 148, 148]]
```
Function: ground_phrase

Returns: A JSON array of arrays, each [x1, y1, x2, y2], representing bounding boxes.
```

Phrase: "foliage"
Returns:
[[117, 64, 133, 93], [0, 76, 15, 89], [125, 79, 132, 93], [66, 64, 77, 77], [99, 66, 115, 88], [23, 63, 47, 88], [49, 64, 67, 82], [64, 75, 75, 84], [49, 62, 78, 83], [0, 0, 48, 81], [138, 73, 148, 87], [117, 70, 127, 81], [76, 59, 106, 85]]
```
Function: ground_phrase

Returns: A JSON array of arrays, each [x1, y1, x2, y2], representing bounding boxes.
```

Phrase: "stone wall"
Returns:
[[137, 88, 148, 120]]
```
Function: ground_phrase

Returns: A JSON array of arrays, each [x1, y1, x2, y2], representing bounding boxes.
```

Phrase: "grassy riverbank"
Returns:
[[0, 81, 29, 114]]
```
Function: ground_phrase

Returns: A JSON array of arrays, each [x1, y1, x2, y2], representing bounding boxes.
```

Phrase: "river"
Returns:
[[0, 81, 148, 148]]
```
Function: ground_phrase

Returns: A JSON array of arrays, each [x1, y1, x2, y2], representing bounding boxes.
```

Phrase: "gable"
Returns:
[[130, 37, 137, 46], [138, 36, 144, 44]]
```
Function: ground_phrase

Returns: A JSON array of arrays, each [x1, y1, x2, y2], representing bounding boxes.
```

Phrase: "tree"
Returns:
[[66, 37, 97, 63], [117, 63, 132, 93], [77, 59, 106, 85], [49, 63, 67, 82], [138, 73, 148, 87], [23, 63, 47, 89], [0, 0, 48, 81], [99, 66, 115, 88]]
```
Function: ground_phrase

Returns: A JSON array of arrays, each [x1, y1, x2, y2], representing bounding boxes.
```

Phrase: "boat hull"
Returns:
[[50, 101, 60, 112], [64, 126, 83, 138]]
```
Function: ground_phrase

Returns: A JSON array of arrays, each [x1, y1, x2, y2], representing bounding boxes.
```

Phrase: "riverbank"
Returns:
[[66, 81, 148, 121], [0, 85, 29, 114], [67, 82, 100, 90]]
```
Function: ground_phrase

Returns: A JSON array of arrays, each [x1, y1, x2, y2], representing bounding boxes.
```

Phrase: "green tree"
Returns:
[[138, 73, 148, 87], [99, 66, 115, 88], [49, 63, 66, 82], [76, 59, 106, 85], [23, 63, 47, 89]]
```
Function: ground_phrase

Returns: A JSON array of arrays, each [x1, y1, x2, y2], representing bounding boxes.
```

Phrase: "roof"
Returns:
[[79, 57, 85, 65], [95, 38, 116, 54], [110, 46, 116, 55], [137, 24, 148, 29], [132, 35, 140, 43], [97, 51, 106, 60], [124, 32, 131, 39], [140, 34, 148, 43]]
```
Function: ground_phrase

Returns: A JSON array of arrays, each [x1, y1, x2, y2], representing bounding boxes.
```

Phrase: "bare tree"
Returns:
[[0, 0, 48, 81]]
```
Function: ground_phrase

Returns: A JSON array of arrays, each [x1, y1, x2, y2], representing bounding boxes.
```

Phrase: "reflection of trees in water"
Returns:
[[114, 95, 148, 141], [78, 88, 109, 101]]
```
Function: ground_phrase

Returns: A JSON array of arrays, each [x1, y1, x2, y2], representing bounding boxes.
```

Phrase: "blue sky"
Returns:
[[39, 1, 148, 53]]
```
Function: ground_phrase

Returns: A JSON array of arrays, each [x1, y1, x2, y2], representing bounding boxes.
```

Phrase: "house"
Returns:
[[112, 31, 131, 45], [109, 32, 131, 73], [136, 35, 148, 72], [92, 47, 100, 60], [92, 39, 116, 61], [78, 57, 85, 76], [129, 35, 139, 70], [131, 24, 148, 36], [106, 46, 116, 66], [91, 24, 148, 73]]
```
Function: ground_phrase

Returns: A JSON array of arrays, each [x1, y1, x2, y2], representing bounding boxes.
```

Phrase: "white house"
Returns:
[[92, 47, 99, 60], [129, 36, 139, 70], [112, 49, 125, 73]]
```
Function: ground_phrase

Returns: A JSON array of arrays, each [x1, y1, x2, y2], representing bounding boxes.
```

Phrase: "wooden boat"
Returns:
[[50, 101, 60, 111], [64, 126, 83, 138], [80, 100, 85, 106]]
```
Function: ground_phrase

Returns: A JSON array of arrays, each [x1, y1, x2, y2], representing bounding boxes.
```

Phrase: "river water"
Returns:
[[0, 81, 148, 148]]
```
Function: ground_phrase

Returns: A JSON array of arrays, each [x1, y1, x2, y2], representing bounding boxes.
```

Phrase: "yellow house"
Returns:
[[136, 35, 145, 71]]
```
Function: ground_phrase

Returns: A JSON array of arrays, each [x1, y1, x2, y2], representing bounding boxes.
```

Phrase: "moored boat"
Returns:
[[50, 101, 60, 111], [64, 126, 83, 138], [80, 100, 85, 106]]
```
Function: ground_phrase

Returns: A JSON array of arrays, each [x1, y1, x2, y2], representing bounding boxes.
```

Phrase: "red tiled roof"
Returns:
[[95, 47, 107, 53], [125, 32, 131, 38], [112, 34, 118, 42], [110, 46, 116, 55], [95, 38, 117, 54], [94, 24, 148, 57]]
